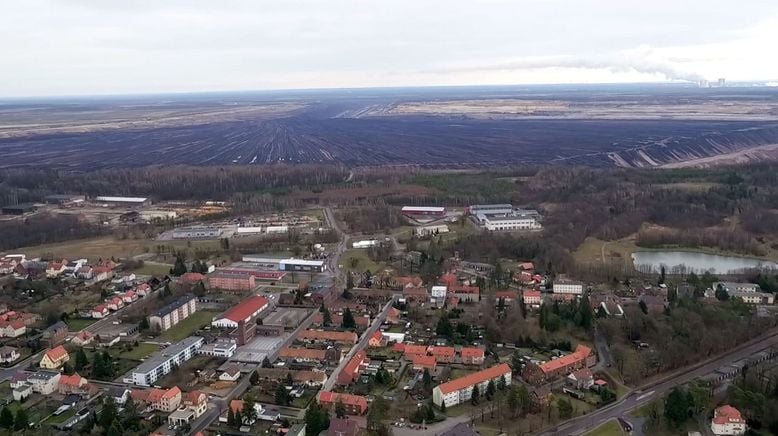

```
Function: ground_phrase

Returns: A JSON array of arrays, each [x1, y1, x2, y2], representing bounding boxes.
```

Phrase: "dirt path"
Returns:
[[661, 143, 778, 168]]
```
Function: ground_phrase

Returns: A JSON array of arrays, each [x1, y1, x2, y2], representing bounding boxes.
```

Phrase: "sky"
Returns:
[[1, 0, 778, 97]]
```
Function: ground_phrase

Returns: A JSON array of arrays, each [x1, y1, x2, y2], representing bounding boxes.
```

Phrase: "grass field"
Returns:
[[157, 310, 217, 342], [65, 317, 98, 331], [131, 262, 173, 277], [585, 419, 626, 436], [341, 249, 388, 274], [13, 236, 222, 262], [116, 342, 159, 360], [573, 236, 638, 264]]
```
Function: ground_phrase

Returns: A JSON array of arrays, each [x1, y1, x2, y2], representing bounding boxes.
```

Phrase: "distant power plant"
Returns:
[[698, 77, 726, 88]]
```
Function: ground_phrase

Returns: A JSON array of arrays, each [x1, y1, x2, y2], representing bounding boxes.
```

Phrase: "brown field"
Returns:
[[8, 236, 221, 262]]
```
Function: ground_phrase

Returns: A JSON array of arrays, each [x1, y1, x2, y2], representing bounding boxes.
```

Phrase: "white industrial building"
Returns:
[[414, 225, 449, 237], [352, 240, 379, 249], [481, 216, 541, 231], [95, 196, 150, 207], [280, 259, 327, 273], [469, 204, 542, 232], [553, 279, 584, 295]]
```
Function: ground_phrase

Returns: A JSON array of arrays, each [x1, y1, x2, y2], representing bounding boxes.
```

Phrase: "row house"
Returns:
[[451, 286, 480, 303], [318, 391, 369, 415], [433, 363, 512, 408], [91, 304, 109, 319], [337, 350, 368, 385], [131, 386, 182, 413], [495, 290, 518, 304], [523, 290, 542, 307], [522, 344, 595, 385]]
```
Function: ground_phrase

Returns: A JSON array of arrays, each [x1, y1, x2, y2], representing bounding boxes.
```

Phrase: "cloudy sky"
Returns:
[[1, 0, 777, 97]]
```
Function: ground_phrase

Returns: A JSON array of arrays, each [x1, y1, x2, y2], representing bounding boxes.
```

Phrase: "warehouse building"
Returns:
[[280, 259, 327, 273], [401, 206, 446, 217], [94, 196, 150, 207], [212, 296, 269, 329], [171, 226, 222, 240], [1, 203, 37, 215]]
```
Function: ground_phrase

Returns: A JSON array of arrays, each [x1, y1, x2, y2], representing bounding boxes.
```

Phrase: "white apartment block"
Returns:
[[129, 336, 203, 386], [553, 280, 584, 295], [432, 363, 512, 408]]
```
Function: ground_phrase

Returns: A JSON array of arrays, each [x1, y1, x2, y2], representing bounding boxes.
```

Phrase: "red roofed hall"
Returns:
[[211, 296, 268, 329]]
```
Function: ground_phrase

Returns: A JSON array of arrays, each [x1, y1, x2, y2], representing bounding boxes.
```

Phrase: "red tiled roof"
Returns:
[[319, 391, 368, 410], [163, 386, 181, 399], [300, 330, 357, 343], [392, 343, 405, 352], [59, 373, 85, 387], [220, 295, 268, 322], [523, 290, 541, 298], [539, 345, 592, 373], [713, 405, 745, 425], [460, 347, 485, 358], [450, 286, 480, 294], [229, 399, 244, 413], [181, 272, 206, 283], [495, 290, 518, 299], [412, 354, 437, 368], [370, 331, 383, 342], [429, 346, 456, 357], [403, 287, 428, 297], [45, 345, 68, 362], [280, 347, 327, 360], [403, 344, 428, 356], [342, 351, 366, 377], [436, 363, 511, 395]]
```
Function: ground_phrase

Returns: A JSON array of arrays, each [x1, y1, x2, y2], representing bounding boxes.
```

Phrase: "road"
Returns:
[[321, 296, 398, 392], [323, 206, 347, 289], [539, 330, 778, 435]]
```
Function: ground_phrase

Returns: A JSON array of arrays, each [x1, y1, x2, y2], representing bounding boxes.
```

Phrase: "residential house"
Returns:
[[13, 370, 61, 395], [368, 331, 384, 348], [711, 405, 747, 436], [0, 346, 20, 364], [460, 347, 485, 365], [132, 386, 182, 412], [72, 331, 95, 346], [337, 351, 367, 385], [279, 347, 328, 363], [91, 266, 114, 282], [392, 276, 424, 289], [403, 287, 429, 302], [106, 296, 125, 311], [40, 345, 70, 369], [12, 383, 32, 402], [0, 320, 26, 338], [168, 390, 208, 426], [58, 373, 89, 395], [433, 363, 512, 408], [91, 304, 109, 319], [121, 290, 139, 304], [328, 418, 359, 436], [46, 260, 68, 278], [318, 392, 369, 415], [566, 368, 594, 390], [386, 307, 402, 324], [108, 386, 131, 405], [219, 365, 242, 382], [76, 266, 94, 280], [638, 294, 668, 314], [43, 321, 69, 347]]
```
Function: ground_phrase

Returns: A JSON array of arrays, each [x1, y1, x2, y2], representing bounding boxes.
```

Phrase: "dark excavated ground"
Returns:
[[1, 85, 778, 169]]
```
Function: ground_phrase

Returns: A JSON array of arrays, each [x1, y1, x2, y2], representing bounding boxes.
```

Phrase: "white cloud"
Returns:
[[0, 0, 777, 96]]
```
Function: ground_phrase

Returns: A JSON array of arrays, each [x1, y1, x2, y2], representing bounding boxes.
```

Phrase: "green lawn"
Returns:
[[341, 249, 387, 274], [157, 310, 217, 342], [584, 419, 626, 436], [115, 342, 159, 360], [44, 408, 76, 425], [131, 262, 173, 277], [65, 318, 98, 331]]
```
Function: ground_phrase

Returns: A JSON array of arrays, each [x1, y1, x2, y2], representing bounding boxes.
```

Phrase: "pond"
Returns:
[[631, 250, 778, 274]]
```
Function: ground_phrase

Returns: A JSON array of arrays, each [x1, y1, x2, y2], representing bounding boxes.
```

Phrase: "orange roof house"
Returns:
[[522, 344, 594, 385], [368, 331, 384, 347], [429, 346, 456, 363], [40, 345, 70, 369], [460, 347, 485, 364]]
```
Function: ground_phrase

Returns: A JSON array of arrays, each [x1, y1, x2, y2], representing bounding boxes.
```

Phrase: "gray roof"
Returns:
[[132, 336, 203, 375], [151, 294, 195, 317], [28, 370, 61, 381]]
